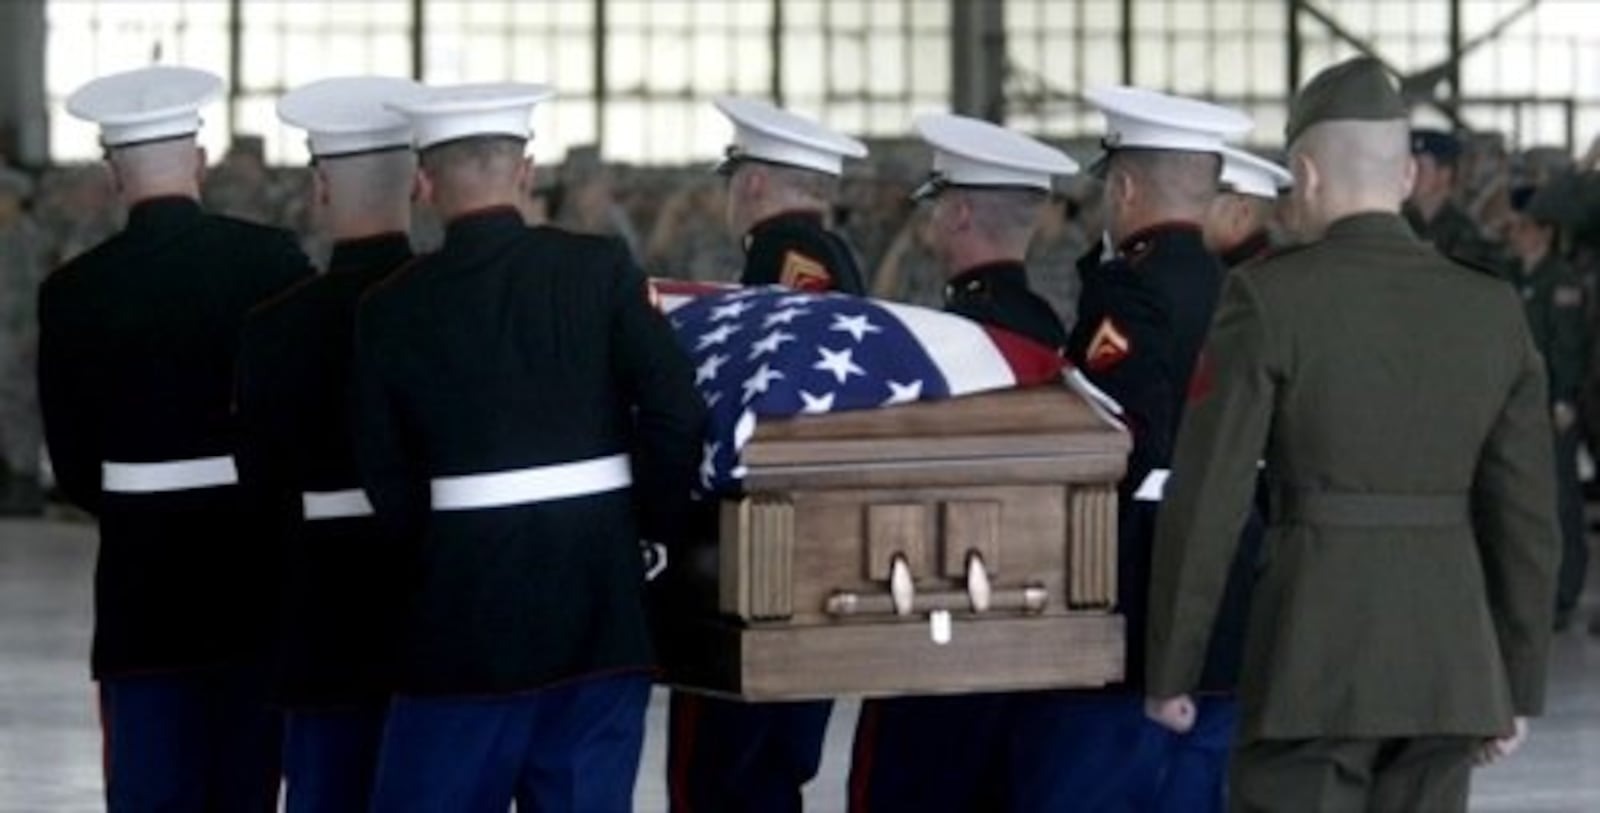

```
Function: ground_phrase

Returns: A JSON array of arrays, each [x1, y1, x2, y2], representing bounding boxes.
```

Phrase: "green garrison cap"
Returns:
[[1285, 57, 1407, 145]]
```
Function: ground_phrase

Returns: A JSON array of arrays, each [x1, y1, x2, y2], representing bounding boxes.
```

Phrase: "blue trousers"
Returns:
[[282, 706, 387, 813], [667, 692, 832, 812], [98, 666, 281, 813], [369, 672, 650, 813], [848, 694, 1011, 813], [1149, 697, 1237, 813], [1004, 692, 1165, 812]]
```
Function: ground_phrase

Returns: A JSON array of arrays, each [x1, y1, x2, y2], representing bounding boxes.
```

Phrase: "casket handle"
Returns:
[[890, 554, 916, 616], [966, 551, 992, 613], [825, 583, 1048, 618]]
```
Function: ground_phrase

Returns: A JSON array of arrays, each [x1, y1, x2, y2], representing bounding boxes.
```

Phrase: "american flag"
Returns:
[[657, 283, 1073, 494]]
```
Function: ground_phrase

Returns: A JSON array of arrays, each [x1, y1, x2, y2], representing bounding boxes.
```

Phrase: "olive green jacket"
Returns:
[[1515, 253, 1588, 406], [1146, 212, 1560, 741]]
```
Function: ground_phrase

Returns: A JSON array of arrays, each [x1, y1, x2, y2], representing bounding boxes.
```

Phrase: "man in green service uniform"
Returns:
[[1505, 184, 1589, 631], [1142, 56, 1560, 812]]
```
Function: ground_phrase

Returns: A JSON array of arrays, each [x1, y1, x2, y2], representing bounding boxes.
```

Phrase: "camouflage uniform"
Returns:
[[0, 202, 54, 506]]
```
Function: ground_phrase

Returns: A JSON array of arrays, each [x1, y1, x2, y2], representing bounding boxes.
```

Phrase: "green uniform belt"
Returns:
[[1277, 492, 1470, 527]]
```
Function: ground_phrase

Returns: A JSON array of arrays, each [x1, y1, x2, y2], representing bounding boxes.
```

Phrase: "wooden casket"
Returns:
[[657, 382, 1130, 701]]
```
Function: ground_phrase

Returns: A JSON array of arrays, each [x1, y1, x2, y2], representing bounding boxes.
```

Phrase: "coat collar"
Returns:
[[328, 232, 413, 274]]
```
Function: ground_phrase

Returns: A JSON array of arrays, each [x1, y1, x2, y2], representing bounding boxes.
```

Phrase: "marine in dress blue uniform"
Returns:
[[355, 83, 705, 813], [39, 66, 314, 812], [1146, 145, 1290, 813], [667, 96, 867, 813], [235, 76, 424, 813], [1003, 87, 1254, 813], [846, 113, 1078, 813]]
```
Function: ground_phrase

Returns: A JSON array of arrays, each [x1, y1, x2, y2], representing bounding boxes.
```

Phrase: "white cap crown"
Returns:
[[67, 66, 224, 148], [713, 96, 867, 177], [911, 113, 1078, 199], [1085, 86, 1253, 155], [1219, 146, 1292, 200], [386, 82, 556, 150], [277, 76, 426, 159]]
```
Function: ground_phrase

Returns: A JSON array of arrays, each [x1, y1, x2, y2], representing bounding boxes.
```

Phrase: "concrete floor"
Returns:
[[1, 518, 1596, 812]]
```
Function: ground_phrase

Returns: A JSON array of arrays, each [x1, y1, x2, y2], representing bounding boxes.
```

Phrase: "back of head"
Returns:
[[109, 138, 205, 203], [1283, 56, 1411, 239], [318, 149, 417, 237], [419, 136, 527, 218], [1107, 148, 1220, 222]]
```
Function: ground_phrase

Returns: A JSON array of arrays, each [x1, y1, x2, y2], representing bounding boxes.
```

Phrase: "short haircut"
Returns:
[[1292, 118, 1410, 202], [318, 149, 416, 214], [419, 136, 525, 186], [1109, 149, 1220, 212], [952, 186, 1048, 244], [754, 161, 839, 204]]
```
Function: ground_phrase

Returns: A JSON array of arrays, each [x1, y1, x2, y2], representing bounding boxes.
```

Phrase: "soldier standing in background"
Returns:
[[1405, 128, 1508, 273], [39, 65, 312, 811], [668, 96, 868, 813], [1145, 144, 1290, 813], [1202, 147, 1291, 269], [1024, 176, 1092, 335], [1505, 184, 1589, 631], [0, 165, 52, 514], [234, 76, 424, 813], [1144, 57, 1558, 812]]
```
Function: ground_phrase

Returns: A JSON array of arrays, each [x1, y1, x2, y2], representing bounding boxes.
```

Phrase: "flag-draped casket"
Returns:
[[653, 284, 1129, 700]]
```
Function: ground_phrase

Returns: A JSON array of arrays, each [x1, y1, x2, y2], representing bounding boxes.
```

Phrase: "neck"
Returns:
[[125, 184, 198, 207], [1410, 191, 1447, 221], [743, 201, 824, 237], [1310, 198, 1400, 237], [1113, 206, 1202, 245], [943, 244, 1025, 280], [438, 193, 519, 223], [327, 210, 410, 243]]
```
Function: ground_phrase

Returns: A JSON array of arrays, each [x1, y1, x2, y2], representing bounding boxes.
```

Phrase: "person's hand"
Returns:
[[1476, 717, 1529, 766], [1144, 694, 1197, 734], [1553, 402, 1577, 433]]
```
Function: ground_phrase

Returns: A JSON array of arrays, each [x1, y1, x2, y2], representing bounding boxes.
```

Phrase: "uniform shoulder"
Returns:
[[200, 212, 301, 247], [243, 272, 322, 336], [41, 237, 120, 301]]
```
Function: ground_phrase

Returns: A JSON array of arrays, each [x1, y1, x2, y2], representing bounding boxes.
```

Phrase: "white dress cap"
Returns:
[[713, 96, 868, 177], [385, 83, 556, 150], [66, 66, 224, 148], [1084, 86, 1253, 155], [277, 76, 426, 159], [1218, 146, 1292, 200], [910, 113, 1079, 200]]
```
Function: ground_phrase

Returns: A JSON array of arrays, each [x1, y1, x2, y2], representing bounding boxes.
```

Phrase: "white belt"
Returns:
[[430, 453, 632, 511], [102, 456, 239, 494], [1134, 469, 1169, 502], [302, 488, 374, 521]]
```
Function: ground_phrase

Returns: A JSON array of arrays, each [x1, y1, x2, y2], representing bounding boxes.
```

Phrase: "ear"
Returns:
[[1110, 168, 1137, 212], [516, 155, 536, 195], [1294, 152, 1320, 205], [312, 166, 331, 207], [414, 167, 435, 206], [1401, 155, 1419, 199], [103, 157, 124, 196]]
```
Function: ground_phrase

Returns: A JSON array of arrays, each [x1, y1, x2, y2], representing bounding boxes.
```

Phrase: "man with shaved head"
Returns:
[[235, 76, 424, 813], [39, 66, 311, 810], [1143, 57, 1559, 812]]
